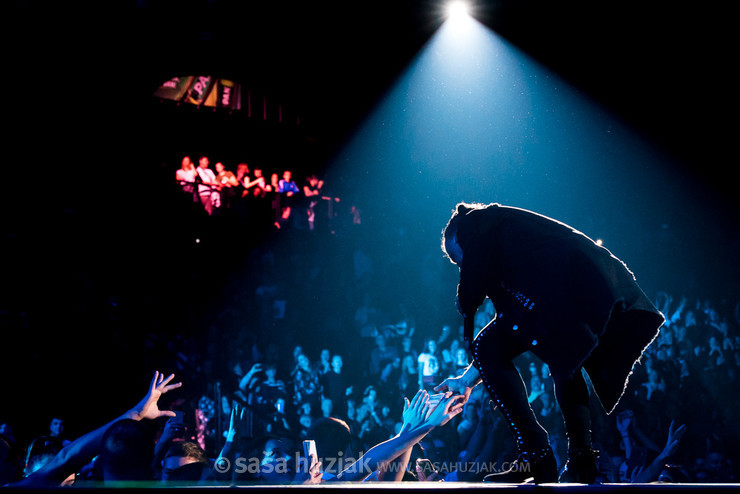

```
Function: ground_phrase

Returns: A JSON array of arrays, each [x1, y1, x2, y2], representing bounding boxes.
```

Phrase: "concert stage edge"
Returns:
[[5, 483, 740, 493]]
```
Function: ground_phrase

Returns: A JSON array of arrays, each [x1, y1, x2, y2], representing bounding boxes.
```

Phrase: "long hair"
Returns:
[[441, 202, 488, 263]]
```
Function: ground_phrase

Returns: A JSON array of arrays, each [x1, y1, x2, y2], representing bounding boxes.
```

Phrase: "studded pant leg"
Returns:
[[473, 319, 550, 451]]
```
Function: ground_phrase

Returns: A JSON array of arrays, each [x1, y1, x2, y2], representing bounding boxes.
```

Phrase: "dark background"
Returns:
[[1, 0, 736, 444]]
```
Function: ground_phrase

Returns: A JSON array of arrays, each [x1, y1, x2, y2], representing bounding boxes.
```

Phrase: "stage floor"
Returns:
[[6, 482, 740, 492]]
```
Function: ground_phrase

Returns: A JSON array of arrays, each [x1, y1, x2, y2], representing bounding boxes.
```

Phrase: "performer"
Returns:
[[435, 202, 664, 483]]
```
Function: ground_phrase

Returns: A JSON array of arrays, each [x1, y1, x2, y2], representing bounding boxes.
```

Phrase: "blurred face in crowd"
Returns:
[[215, 162, 225, 173], [181, 156, 192, 170], [456, 348, 467, 365], [402, 337, 411, 351], [283, 171, 292, 182], [265, 366, 276, 380], [331, 355, 343, 373], [298, 354, 310, 370], [49, 418, 63, 437], [705, 452, 724, 473], [198, 156, 209, 168], [427, 339, 437, 354]]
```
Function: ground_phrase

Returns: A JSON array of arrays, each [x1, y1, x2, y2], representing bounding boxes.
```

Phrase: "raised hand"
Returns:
[[128, 371, 182, 421], [660, 420, 687, 459], [402, 390, 430, 432], [226, 402, 248, 442], [616, 409, 633, 436], [295, 452, 322, 484]]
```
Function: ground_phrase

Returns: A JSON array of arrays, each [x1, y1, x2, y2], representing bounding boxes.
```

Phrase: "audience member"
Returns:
[[417, 338, 441, 392], [320, 355, 350, 420], [175, 155, 197, 199], [302, 174, 324, 231], [196, 156, 219, 215], [11, 371, 182, 487], [214, 162, 239, 211], [292, 354, 320, 411], [369, 334, 399, 379]]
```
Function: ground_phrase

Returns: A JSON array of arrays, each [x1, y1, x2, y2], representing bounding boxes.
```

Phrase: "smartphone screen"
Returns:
[[416, 458, 435, 474], [303, 440, 317, 460]]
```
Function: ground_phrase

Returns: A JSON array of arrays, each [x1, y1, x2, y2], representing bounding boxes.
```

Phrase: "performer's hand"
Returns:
[[433, 376, 472, 413]]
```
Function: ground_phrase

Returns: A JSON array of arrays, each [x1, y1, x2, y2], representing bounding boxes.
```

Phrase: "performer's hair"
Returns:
[[441, 202, 488, 262]]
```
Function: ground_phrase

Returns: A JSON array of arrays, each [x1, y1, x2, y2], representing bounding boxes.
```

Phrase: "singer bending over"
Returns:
[[435, 202, 664, 483]]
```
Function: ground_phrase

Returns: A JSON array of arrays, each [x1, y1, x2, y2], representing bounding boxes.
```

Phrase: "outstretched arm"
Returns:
[[333, 393, 461, 482], [634, 421, 686, 483], [375, 390, 431, 481], [16, 371, 181, 487]]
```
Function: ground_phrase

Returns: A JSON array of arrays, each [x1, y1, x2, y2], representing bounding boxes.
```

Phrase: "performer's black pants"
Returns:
[[473, 319, 591, 451]]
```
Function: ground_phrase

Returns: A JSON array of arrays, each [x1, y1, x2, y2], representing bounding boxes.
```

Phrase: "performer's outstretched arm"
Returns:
[[434, 364, 482, 412]]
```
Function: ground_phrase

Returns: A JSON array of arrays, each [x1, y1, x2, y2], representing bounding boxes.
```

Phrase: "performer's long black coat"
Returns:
[[452, 203, 664, 414]]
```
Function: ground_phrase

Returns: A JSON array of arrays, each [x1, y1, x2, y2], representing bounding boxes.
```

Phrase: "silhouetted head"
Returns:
[[161, 441, 209, 481], [24, 436, 64, 477], [442, 202, 488, 265], [99, 419, 155, 482], [305, 418, 353, 475]]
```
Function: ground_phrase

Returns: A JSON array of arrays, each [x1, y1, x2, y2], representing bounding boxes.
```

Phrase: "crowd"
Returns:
[[2, 287, 738, 485], [174, 155, 344, 232], [1, 155, 738, 486]]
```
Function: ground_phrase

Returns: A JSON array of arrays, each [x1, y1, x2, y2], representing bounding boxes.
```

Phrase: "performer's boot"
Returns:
[[479, 367, 558, 484], [559, 445, 599, 484], [555, 374, 599, 483]]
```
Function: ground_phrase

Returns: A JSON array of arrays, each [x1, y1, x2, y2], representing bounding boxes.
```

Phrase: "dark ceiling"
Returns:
[[1, 0, 733, 203], [127, 0, 734, 196]]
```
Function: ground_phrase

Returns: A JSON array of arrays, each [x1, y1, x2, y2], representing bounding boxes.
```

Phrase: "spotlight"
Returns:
[[446, 0, 470, 21]]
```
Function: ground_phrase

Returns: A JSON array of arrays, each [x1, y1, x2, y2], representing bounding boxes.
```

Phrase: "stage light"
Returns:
[[446, 0, 470, 21]]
